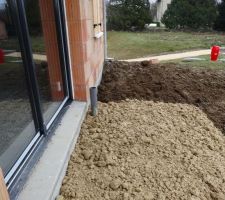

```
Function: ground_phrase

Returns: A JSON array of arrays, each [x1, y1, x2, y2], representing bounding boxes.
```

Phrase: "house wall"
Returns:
[[65, 0, 105, 101], [156, 0, 171, 23], [0, 20, 7, 39], [39, 0, 64, 101]]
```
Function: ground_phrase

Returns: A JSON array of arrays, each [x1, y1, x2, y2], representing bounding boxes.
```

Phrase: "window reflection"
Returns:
[[0, 0, 36, 174], [25, 0, 66, 124]]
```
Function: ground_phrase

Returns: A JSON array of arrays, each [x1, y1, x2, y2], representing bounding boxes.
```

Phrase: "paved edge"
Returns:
[[17, 101, 88, 200], [122, 49, 211, 62], [6, 52, 47, 61]]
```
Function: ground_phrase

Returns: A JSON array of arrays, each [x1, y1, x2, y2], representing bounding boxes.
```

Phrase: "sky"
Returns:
[[0, 0, 5, 7]]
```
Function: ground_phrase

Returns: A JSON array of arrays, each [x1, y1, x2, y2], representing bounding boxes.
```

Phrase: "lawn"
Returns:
[[107, 31, 225, 60], [164, 54, 225, 70], [0, 36, 45, 53]]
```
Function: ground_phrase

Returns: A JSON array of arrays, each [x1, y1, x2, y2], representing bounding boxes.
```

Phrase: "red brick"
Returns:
[[65, 0, 105, 101]]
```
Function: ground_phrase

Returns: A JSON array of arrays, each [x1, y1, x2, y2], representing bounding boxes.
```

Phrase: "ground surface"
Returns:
[[123, 50, 211, 62], [60, 61, 225, 199], [0, 61, 50, 155], [99, 61, 225, 133], [164, 55, 225, 70], [60, 101, 225, 200], [0, 36, 45, 53], [107, 31, 225, 59]]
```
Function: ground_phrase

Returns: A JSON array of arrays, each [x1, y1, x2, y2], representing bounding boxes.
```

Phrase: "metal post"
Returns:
[[15, 0, 46, 135], [103, 0, 108, 60], [90, 87, 98, 116]]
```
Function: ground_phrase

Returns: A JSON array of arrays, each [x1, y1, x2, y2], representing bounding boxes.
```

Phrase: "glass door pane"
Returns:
[[0, 0, 37, 174], [24, 0, 67, 125]]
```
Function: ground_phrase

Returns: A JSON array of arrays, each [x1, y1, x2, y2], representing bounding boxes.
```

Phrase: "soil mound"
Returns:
[[99, 61, 225, 133]]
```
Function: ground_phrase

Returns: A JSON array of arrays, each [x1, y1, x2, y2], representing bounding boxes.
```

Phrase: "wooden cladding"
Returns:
[[0, 168, 9, 200]]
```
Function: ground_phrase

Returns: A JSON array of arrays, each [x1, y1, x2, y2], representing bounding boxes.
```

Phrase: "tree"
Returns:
[[161, 0, 218, 30], [25, 0, 41, 34], [107, 0, 152, 31], [214, 0, 225, 31]]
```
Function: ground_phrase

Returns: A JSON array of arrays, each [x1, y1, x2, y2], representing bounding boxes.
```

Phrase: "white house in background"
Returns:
[[155, 0, 172, 24]]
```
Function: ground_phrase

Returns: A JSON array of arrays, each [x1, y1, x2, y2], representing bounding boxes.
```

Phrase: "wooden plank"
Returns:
[[0, 168, 9, 200]]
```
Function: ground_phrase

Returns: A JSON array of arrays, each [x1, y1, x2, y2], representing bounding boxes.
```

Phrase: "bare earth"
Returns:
[[60, 100, 225, 200], [59, 61, 225, 200]]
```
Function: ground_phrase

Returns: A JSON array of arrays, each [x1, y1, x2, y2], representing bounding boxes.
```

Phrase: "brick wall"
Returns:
[[65, 0, 105, 101], [39, 0, 64, 101]]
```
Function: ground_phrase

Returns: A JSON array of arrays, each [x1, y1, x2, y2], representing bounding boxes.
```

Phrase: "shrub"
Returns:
[[214, 0, 225, 31], [161, 0, 218, 30], [107, 0, 152, 31]]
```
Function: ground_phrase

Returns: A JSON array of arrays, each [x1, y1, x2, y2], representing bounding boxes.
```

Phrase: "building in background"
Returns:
[[154, 0, 171, 24], [0, 18, 7, 39]]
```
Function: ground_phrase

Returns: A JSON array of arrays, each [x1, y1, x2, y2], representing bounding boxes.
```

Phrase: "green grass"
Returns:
[[163, 55, 225, 70], [0, 38, 20, 51], [0, 36, 46, 54], [107, 31, 225, 60], [30, 37, 46, 53]]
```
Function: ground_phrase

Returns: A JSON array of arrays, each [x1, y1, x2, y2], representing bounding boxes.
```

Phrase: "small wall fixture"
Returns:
[[94, 31, 104, 39]]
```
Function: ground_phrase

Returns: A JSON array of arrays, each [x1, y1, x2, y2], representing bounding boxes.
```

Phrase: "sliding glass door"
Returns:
[[0, 0, 37, 176], [0, 0, 70, 183], [24, 0, 69, 126]]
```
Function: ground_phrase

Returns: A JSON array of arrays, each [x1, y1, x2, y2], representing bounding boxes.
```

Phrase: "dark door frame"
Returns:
[[4, 0, 72, 187]]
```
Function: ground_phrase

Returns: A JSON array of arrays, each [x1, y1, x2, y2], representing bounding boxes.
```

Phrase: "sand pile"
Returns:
[[60, 100, 225, 200]]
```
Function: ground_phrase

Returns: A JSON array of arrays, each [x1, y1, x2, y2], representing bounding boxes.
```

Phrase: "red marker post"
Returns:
[[211, 46, 220, 61], [0, 49, 4, 64]]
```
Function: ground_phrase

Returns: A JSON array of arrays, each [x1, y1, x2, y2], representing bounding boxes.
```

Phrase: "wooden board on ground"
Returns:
[[0, 168, 9, 200]]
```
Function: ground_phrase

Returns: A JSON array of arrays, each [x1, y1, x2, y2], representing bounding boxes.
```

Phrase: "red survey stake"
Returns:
[[0, 49, 4, 64], [211, 46, 220, 61]]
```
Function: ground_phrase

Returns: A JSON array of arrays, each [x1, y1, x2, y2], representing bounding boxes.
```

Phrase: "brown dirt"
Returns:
[[99, 61, 225, 133], [59, 61, 225, 200], [60, 100, 225, 200]]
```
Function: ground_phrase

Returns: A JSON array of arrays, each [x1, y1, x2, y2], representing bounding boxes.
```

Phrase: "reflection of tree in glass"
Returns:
[[25, 0, 42, 35], [0, 0, 19, 51]]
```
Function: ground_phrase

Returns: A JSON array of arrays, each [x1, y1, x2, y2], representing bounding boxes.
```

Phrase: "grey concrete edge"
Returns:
[[95, 63, 104, 88], [17, 101, 88, 200]]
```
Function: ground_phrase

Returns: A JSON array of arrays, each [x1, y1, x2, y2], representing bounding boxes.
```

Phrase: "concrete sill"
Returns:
[[17, 101, 88, 200], [94, 32, 104, 39]]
